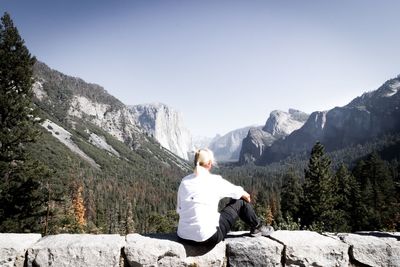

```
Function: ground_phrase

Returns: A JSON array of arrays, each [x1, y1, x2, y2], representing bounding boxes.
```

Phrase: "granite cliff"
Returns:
[[129, 103, 193, 160], [239, 109, 309, 164]]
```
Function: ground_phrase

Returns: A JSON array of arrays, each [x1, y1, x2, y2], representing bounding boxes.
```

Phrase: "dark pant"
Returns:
[[181, 199, 260, 246]]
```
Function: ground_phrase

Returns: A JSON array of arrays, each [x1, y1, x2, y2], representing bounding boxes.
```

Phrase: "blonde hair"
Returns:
[[194, 148, 215, 174]]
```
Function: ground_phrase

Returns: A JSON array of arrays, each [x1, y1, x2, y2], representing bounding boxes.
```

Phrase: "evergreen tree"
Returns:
[[0, 160, 50, 232], [349, 173, 367, 231], [0, 12, 38, 162], [331, 164, 355, 232], [280, 169, 303, 221], [301, 142, 334, 230], [353, 153, 397, 230], [0, 12, 48, 232]]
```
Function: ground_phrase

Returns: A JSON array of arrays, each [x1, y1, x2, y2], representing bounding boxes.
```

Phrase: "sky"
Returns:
[[1, 0, 400, 137]]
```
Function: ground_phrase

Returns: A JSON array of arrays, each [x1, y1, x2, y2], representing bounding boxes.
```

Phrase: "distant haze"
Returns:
[[2, 0, 400, 137]]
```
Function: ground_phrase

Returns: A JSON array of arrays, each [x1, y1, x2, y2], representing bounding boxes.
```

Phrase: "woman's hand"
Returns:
[[241, 192, 251, 203]]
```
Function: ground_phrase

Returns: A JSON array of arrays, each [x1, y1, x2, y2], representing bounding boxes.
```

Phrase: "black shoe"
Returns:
[[250, 224, 274, 237]]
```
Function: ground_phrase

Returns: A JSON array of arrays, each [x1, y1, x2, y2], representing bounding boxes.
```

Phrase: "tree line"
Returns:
[[279, 142, 399, 232]]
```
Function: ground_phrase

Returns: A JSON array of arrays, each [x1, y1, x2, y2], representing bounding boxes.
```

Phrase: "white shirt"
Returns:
[[176, 166, 246, 242]]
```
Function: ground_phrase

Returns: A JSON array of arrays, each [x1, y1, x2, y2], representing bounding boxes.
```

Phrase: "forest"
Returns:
[[0, 12, 399, 235], [220, 138, 400, 232]]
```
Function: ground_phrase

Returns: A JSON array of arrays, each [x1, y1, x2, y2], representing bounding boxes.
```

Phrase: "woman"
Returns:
[[176, 148, 273, 246]]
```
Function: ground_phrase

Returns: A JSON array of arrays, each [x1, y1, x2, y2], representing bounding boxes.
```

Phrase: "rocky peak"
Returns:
[[382, 79, 400, 97], [263, 109, 309, 139], [348, 76, 400, 108], [239, 109, 308, 164]]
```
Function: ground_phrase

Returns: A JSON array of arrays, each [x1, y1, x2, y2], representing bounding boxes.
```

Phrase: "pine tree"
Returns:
[[280, 169, 303, 221], [0, 160, 50, 232], [353, 153, 397, 230], [301, 142, 334, 229], [0, 12, 48, 232], [331, 164, 355, 232], [348, 173, 365, 231], [0, 12, 38, 162]]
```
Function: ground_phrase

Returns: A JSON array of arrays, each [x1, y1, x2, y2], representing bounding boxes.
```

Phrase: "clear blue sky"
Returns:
[[2, 0, 400, 137]]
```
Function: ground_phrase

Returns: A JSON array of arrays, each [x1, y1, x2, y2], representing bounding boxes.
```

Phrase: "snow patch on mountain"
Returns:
[[42, 119, 100, 168], [87, 131, 120, 157]]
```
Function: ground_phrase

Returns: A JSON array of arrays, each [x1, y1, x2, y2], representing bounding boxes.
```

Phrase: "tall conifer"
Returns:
[[0, 12, 38, 162], [301, 142, 333, 229], [331, 164, 355, 232], [281, 169, 302, 221], [353, 153, 397, 230], [0, 12, 48, 232]]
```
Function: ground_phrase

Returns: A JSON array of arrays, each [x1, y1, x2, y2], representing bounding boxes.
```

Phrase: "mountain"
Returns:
[[31, 61, 191, 233], [239, 109, 309, 164], [32, 60, 192, 170], [258, 76, 400, 164], [128, 103, 192, 160], [34, 61, 193, 161], [208, 126, 255, 162]]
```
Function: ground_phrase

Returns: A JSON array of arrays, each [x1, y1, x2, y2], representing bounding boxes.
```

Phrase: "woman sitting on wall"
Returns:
[[176, 148, 273, 246]]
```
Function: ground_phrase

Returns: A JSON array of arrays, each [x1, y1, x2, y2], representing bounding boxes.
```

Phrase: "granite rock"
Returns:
[[26, 234, 125, 267], [0, 233, 41, 267], [124, 233, 226, 267], [270, 230, 349, 267]]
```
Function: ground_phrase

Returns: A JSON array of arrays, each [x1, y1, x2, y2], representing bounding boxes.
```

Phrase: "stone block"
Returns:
[[226, 232, 283, 267], [0, 233, 41, 267], [270, 230, 349, 267], [338, 232, 400, 267], [26, 234, 125, 267], [124, 233, 226, 267]]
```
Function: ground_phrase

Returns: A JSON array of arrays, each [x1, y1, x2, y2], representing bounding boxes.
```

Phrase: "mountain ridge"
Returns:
[[33, 61, 193, 161], [257, 75, 400, 165]]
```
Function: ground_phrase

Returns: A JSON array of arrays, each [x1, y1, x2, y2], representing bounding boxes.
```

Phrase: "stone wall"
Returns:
[[1, 231, 399, 267]]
